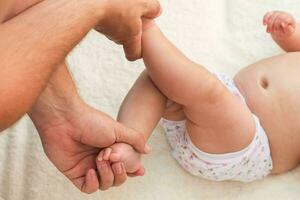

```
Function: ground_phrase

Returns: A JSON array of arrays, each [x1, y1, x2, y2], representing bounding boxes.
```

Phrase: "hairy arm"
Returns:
[[0, 0, 103, 131], [0, 0, 13, 21], [3, 0, 42, 21]]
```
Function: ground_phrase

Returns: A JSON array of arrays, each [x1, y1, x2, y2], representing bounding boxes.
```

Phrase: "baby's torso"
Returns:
[[234, 52, 300, 174]]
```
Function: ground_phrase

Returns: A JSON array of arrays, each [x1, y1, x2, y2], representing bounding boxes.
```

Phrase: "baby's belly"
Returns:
[[234, 52, 300, 173]]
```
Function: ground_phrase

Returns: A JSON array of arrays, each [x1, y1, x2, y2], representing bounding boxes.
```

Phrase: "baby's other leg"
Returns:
[[117, 70, 167, 143], [143, 24, 256, 154], [100, 70, 167, 175], [102, 70, 184, 175]]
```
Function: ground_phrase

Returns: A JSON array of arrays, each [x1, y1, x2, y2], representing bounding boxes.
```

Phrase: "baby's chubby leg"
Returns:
[[117, 70, 167, 138], [98, 71, 168, 174], [142, 21, 256, 154]]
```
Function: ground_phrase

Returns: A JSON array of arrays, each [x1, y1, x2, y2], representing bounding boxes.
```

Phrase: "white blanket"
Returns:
[[1, 0, 300, 199]]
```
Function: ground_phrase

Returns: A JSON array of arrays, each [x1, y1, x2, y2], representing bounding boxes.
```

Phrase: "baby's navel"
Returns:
[[260, 77, 269, 89]]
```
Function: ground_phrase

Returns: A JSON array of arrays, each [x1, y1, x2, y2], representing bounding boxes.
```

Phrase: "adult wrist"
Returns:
[[88, 0, 108, 24], [28, 83, 83, 135]]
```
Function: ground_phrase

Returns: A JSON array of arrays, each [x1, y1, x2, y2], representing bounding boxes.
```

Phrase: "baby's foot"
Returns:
[[98, 143, 144, 175], [263, 11, 296, 38]]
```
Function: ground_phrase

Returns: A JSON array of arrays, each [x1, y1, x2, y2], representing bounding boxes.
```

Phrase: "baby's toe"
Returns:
[[103, 148, 112, 161], [110, 152, 121, 162], [128, 165, 145, 177], [97, 149, 105, 161]]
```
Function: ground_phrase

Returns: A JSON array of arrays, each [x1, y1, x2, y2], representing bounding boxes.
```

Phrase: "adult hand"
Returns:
[[95, 0, 161, 61], [30, 99, 148, 193], [1, 0, 156, 193]]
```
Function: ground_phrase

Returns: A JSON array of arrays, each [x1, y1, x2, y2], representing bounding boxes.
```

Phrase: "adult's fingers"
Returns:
[[123, 0, 161, 61], [80, 169, 100, 194], [112, 162, 127, 187], [96, 161, 114, 191], [114, 122, 150, 154], [123, 34, 142, 61], [141, 0, 162, 19]]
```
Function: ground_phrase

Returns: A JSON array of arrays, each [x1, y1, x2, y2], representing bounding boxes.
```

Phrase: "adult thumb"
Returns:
[[141, 0, 162, 19], [123, 34, 142, 61], [114, 122, 151, 154]]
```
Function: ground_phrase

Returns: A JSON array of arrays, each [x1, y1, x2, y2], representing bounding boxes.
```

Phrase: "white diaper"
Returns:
[[161, 74, 273, 182]]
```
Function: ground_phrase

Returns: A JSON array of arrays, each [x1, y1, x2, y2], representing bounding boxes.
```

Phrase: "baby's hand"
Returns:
[[98, 143, 145, 175], [263, 11, 296, 38]]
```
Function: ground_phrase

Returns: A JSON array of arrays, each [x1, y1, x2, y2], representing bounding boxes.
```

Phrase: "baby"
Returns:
[[98, 10, 300, 182]]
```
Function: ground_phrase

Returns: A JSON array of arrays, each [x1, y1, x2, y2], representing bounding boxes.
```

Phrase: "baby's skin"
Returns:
[[98, 11, 300, 177], [97, 143, 144, 175]]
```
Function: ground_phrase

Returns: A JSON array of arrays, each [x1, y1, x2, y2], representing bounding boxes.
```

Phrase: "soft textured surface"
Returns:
[[1, 1, 300, 199]]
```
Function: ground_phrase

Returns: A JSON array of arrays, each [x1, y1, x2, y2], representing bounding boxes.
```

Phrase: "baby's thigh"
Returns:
[[163, 100, 186, 121], [185, 77, 256, 154]]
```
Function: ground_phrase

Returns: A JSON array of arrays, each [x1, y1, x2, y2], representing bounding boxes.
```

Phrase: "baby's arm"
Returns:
[[264, 11, 300, 52]]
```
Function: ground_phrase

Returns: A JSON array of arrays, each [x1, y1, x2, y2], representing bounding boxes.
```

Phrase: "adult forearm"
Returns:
[[0, 0, 13, 21], [0, 0, 103, 131], [4, 0, 43, 21], [6, 1, 81, 131], [28, 62, 81, 132]]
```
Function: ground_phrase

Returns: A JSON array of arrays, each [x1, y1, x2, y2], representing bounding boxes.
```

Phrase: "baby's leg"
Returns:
[[117, 70, 167, 142], [100, 70, 183, 175], [142, 23, 256, 153]]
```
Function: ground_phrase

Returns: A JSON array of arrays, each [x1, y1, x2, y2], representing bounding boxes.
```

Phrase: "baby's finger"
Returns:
[[273, 17, 281, 33], [281, 22, 287, 28], [263, 11, 274, 25], [275, 17, 285, 36], [284, 16, 296, 27], [280, 22, 288, 35], [280, 22, 289, 34], [103, 148, 112, 161], [287, 25, 296, 34], [268, 13, 279, 33]]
